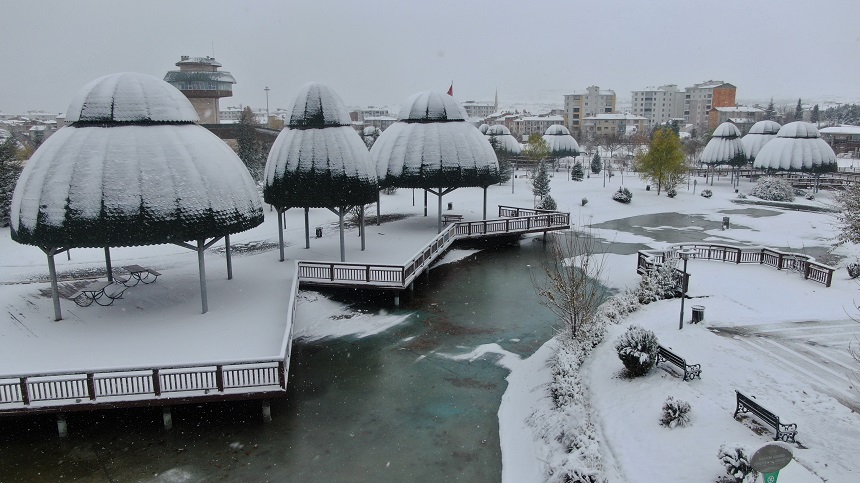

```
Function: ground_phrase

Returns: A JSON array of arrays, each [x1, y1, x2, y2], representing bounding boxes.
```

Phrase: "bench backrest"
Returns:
[[658, 346, 685, 366], [736, 391, 779, 427]]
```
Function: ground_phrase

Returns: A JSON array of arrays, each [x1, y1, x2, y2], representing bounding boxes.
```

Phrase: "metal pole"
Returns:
[[437, 189, 443, 234], [277, 208, 285, 262], [104, 247, 113, 282], [483, 187, 487, 220], [47, 250, 62, 321], [225, 233, 233, 280], [679, 256, 688, 330], [198, 239, 208, 314], [304, 207, 310, 249], [360, 209, 366, 251], [264, 86, 270, 126], [339, 208, 346, 262]]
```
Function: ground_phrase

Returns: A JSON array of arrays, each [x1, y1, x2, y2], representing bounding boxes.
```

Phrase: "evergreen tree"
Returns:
[[794, 98, 803, 121], [531, 155, 551, 204], [237, 107, 264, 182], [590, 152, 602, 174], [571, 162, 584, 181], [488, 135, 512, 183], [635, 127, 685, 196], [764, 98, 777, 121], [0, 136, 23, 227], [811, 104, 820, 125]]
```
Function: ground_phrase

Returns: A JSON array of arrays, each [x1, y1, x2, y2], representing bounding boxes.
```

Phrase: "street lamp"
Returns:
[[677, 247, 696, 330], [264, 86, 270, 125]]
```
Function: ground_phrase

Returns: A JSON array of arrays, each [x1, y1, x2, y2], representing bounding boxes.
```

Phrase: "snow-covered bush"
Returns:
[[847, 262, 860, 279], [736, 192, 747, 199], [666, 188, 677, 198], [614, 325, 659, 377], [660, 396, 691, 428], [717, 443, 758, 483], [538, 194, 558, 211], [571, 162, 584, 181], [805, 192, 815, 201], [637, 259, 679, 304], [598, 288, 641, 324], [612, 187, 632, 204], [700, 189, 713, 198], [749, 176, 794, 202]]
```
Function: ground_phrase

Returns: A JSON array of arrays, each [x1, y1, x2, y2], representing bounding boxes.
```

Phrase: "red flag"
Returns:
[[447, 82, 453, 96]]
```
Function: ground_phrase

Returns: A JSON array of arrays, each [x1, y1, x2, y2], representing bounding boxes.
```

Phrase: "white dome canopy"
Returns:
[[544, 124, 571, 136], [397, 91, 468, 122], [479, 123, 490, 134], [700, 123, 745, 166], [542, 124, 580, 156], [65, 72, 199, 123], [285, 82, 352, 128], [753, 121, 836, 171], [742, 121, 781, 160], [485, 124, 522, 154]]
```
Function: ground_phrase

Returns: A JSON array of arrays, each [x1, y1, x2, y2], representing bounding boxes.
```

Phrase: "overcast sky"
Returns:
[[2, 0, 858, 114]]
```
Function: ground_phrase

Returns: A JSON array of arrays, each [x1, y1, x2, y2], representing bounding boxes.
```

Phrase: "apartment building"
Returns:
[[684, 81, 736, 129], [511, 115, 565, 140], [708, 106, 763, 133], [630, 85, 686, 129], [581, 113, 647, 137], [462, 100, 497, 119], [564, 86, 616, 133]]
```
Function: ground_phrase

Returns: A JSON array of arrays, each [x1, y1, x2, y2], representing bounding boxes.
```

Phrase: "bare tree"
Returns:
[[531, 226, 610, 339]]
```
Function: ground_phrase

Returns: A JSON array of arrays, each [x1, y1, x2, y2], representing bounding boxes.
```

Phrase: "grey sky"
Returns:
[[2, 0, 858, 114]]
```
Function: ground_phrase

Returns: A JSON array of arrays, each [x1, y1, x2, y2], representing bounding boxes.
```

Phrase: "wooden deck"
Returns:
[[0, 206, 569, 425]]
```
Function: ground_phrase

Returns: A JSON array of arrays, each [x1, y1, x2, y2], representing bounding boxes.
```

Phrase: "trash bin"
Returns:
[[691, 305, 705, 323], [315, 227, 323, 238], [722, 216, 730, 230], [447, 202, 453, 211]]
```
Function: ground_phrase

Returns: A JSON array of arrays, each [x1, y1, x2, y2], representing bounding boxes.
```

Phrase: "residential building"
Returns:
[[511, 115, 565, 140], [363, 116, 397, 131], [581, 113, 647, 137], [708, 106, 764, 133], [684, 80, 736, 130], [164, 56, 236, 124], [819, 125, 860, 157], [564, 86, 616, 133], [461, 100, 497, 119], [630, 85, 686, 129]]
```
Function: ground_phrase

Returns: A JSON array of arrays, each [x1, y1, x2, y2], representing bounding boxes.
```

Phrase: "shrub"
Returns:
[[717, 443, 758, 483], [660, 396, 691, 428], [736, 192, 747, 199], [612, 187, 632, 204], [637, 259, 679, 304], [805, 192, 815, 201], [537, 194, 558, 211], [614, 325, 659, 377], [666, 188, 677, 198], [571, 162, 585, 181], [847, 262, 860, 279], [700, 189, 713, 198], [749, 176, 794, 202]]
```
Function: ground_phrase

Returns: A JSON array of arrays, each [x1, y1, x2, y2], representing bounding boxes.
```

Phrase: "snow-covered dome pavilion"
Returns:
[[542, 124, 580, 158], [265, 82, 379, 262], [10, 72, 264, 319], [485, 124, 522, 155], [700, 122, 747, 186], [371, 90, 499, 230], [741, 120, 781, 161], [752, 122, 837, 187], [479, 123, 490, 135]]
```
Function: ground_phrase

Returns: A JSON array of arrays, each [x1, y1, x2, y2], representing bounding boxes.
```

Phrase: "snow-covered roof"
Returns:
[[11, 124, 263, 247], [176, 56, 222, 67], [542, 125, 580, 156], [741, 120, 781, 160], [752, 122, 837, 172], [479, 123, 490, 134], [700, 123, 745, 166], [65, 72, 199, 123], [371, 121, 499, 188], [583, 113, 646, 121], [521, 115, 564, 122], [286, 82, 352, 129], [485, 124, 522, 155], [713, 106, 763, 113], [819, 125, 860, 135], [265, 83, 378, 209], [397, 91, 468, 122]]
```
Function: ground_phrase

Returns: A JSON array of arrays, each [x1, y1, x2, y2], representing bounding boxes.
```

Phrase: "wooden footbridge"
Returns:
[[0, 206, 569, 434]]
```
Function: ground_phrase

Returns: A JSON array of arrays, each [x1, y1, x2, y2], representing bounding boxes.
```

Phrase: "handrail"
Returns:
[[637, 243, 835, 287]]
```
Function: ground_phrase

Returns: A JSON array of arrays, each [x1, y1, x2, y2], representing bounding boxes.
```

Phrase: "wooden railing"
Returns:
[[637, 243, 835, 287], [297, 206, 570, 290]]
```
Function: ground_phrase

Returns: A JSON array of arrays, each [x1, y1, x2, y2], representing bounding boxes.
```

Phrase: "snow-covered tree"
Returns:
[[811, 104, 820, 125], [531, 155, 551, 205], [531, 226, 610, 340], [571, 162, 584, 181], [0, 136, 23, 227], [237, 107, 264, 181], [614, 325, 659, 376], [590, 152, 601, 174], [794, 98, 803, 121], [764, 98, 777, 121], [836, 184, 860, 246], [636, 127, 685, 195]]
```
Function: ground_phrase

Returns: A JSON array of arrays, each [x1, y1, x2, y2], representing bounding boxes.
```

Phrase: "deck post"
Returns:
[[152, 369, 161, 396], [162, 406, 173, 430], [339, 208, 346, 262], [225, 233, 233, 280], [20, 377, 30, 405], [262, 400, 272, 423], [360, 210, 366, 252], [216, 365, 225, 392], [104, 247, 113, 282], [86, 373, 96, 400], [278, 360, 286, 389], [57, 413, 68, 438], [277, 208, 285, 262], [304, 207, 310, 249]]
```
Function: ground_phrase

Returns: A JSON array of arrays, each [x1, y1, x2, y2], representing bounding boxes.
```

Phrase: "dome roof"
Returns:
[[11, 124, 262, 247], [371, 121, 499, 188], [485, 125, 522, 154], [776, 121, 820, 139], [748, 120, 781, 135], [486, 124, 512, 136], [479, 123, 490, 134], [65, 72, 198, 123], [741, 132, 777, 160], [544, 124, 571, 136], [286, 82, 352, 129], [712, 122, 742, 138], [397, 91, 468, 122]]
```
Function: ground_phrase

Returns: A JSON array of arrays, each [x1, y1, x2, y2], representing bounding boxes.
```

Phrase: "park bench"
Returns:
[[734, 391, 798, 443], [656, 345, 701, 381], [442, 214, 463, 224], [70, 280, 128, 307], [122, 264, 161, 286]]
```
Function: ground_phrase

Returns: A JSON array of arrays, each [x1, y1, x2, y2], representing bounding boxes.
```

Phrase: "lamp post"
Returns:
[[264, 86, 270, 126], [677, 248, 696, 330]]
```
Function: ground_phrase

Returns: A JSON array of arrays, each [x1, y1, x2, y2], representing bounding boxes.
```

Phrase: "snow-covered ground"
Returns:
[[2, 164, 859, 481]]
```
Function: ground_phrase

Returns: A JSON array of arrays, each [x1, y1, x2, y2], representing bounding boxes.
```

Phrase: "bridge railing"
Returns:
[[637, 243, 834, 287]]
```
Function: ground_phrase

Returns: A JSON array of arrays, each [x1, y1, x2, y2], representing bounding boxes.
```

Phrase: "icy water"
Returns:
[[0, 238, 565, 482]]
